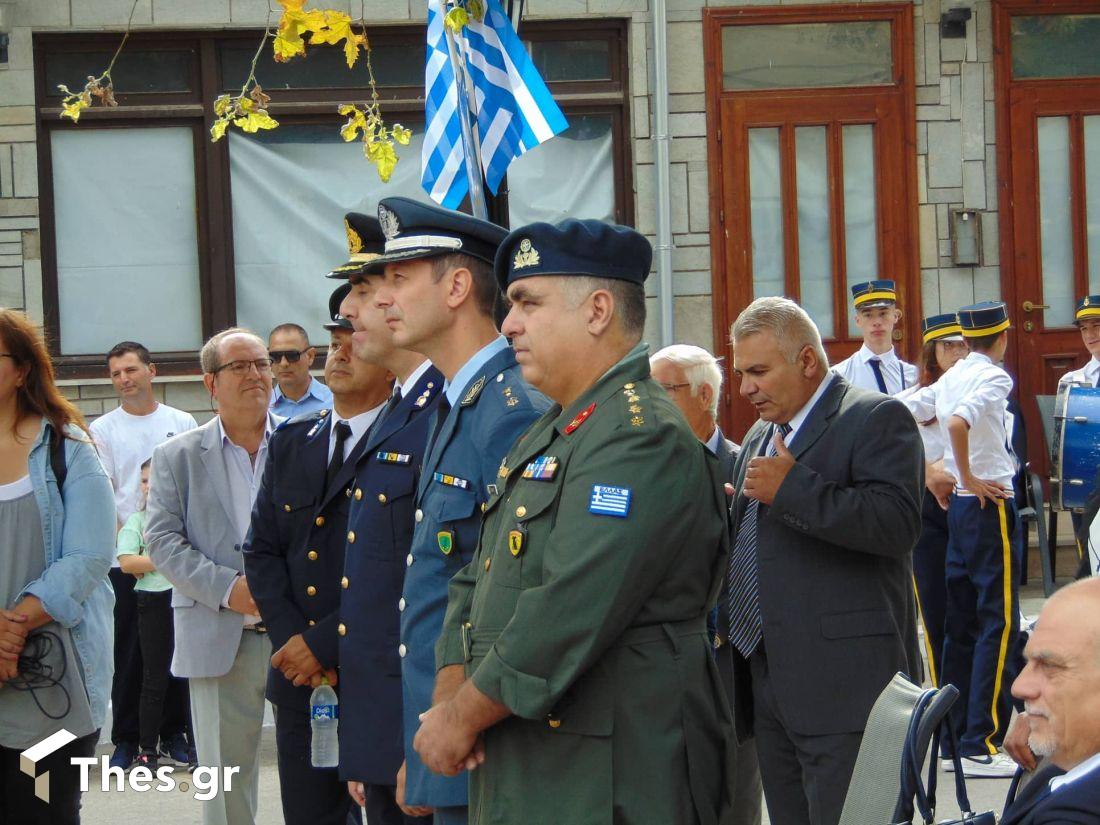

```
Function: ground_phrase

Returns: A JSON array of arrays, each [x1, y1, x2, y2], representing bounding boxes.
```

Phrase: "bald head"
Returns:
[[1011, 578, 1100, 770]]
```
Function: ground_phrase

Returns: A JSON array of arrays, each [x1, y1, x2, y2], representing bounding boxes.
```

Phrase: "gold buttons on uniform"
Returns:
[[338, 623, 346, 636], [398, 644, 407, 657], [623, 383, 635, 390], [308, 620, 316, 626], [415, 509, 424, 522], [515, 505, 527, 518], [398, 598, 406, 611], [315, 516, 325, 527], [283, 504, 292, 512], [548, 718, 562, 729], [481, 503, 488, 513], [341, 576, 349, 589], [347, 531, 356, 543], [484, 557, 491, 571], [306, 586, 317, 596], [307, 550, 318, 561], [378, 493, 387, 504], [406, 553, 414, 567], [355, 489, 363, 501]]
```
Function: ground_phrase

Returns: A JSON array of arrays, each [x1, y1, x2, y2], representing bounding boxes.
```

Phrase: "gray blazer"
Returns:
[[146, 414, 280, 679], [720, 375, 924, 739]]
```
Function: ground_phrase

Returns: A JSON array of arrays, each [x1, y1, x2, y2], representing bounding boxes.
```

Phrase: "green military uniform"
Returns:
[[437, 341, 735, 824]]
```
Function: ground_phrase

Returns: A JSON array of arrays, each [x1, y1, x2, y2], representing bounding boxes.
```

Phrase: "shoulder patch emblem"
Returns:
[[564, 402, 597, 434], [461, 376, 487, 406], [589, 485, 631, 518]]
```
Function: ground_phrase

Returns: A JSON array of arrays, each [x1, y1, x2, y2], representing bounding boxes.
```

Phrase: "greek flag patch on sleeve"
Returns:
[[588, 485, 631, 518]]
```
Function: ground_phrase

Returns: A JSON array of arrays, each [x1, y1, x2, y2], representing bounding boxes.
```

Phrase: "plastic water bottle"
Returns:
[[310, 677, 339, 768]]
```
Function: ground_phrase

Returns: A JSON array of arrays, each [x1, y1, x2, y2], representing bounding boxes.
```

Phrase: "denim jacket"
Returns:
[[20, 418, 116, 729]]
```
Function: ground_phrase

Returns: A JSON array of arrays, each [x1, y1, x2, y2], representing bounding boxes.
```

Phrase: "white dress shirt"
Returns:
[[1058, 356, 1100, 390], [1050, 752, 1100, 793], [781, 371, 835, 447], [832, 343, 917, 396], [903, 352, 1015, 493], [897, 383, 946, 463], [327, 402, 387, 464]]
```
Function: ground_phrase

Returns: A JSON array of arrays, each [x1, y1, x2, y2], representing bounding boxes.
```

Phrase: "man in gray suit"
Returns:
[[722, 297, 923, 825], [651, 344, 760, 825], [147, 328, 282, 825]]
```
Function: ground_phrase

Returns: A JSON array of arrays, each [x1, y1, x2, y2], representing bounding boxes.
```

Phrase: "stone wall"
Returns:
[[1, 0, 1001, 418]]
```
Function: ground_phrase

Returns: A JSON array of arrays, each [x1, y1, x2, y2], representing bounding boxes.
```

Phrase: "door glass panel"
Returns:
[[795, 126, 833, 337], [1037, 117, 1075, 328], [843, 125, 878, 336], [1011, 15, 1100, 79], [1086, 116, 1100, 295], [51, 127, 203, 354], [722, 22, 892, 90], [749, 128, 785, 299]]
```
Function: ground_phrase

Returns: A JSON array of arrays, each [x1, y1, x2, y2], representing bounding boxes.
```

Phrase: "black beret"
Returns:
[[326, 213, 387, 279], [361, 197, 507, 273], [323, 283, 353, 331], [494, 219, 652, 291]]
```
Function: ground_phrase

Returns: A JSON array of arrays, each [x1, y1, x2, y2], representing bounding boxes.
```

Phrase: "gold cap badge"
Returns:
[[513, 238, 540, 270], [379, 205, 401, 240], [345, 219, 363, 255]]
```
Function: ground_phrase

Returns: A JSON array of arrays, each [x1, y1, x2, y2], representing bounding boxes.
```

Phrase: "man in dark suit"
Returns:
[[722, 296, 923, 825], [1000, 578, 1100, 825], [651, 343, 760, 825], [243, 283, 392, 825], [330, 211, 442, 825]]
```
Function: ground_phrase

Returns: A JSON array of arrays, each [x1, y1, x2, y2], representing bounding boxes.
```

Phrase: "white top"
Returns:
[[902, 352, 1015, 492], [327, 402, 386, 464], [1050, 752, 1100, 793], [1058, 356, 1100, 390], [0, 475, 33, 501], [897, 384, 946, 463], [832, 344, 917, 396], [90, 403, 198, 567]]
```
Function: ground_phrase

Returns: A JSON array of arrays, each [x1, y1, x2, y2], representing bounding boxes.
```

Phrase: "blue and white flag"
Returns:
[[421, 0, 568, 209]]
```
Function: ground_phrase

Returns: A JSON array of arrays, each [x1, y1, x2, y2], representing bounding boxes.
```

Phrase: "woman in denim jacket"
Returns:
[[0, 309, 116, 825]]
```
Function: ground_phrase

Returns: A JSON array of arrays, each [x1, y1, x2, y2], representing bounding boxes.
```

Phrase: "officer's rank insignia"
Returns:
[[376, 451, 412, 465], [437, 531, 454, 555], [523, 456, 559, 481], [415, 391, 430, 407], [508, 530, 524, 557], [506, 397, 519, 407], [487, 483, 499, 497], [462, 376, 486, 406], [379, 205, 401, 239], [564, 402, 597, 434], [588, 484, 632, 518], [433, 472, 470, 490], [513, 238, 540, 270], [631, 415, 644, 427], [345, 219, 363, 254]]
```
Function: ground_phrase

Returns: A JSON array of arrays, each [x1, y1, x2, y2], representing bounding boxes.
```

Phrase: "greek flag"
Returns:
[[421, 0, 568, 209]]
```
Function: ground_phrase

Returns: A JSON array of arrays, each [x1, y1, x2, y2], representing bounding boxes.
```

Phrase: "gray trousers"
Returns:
[[189, 629, 270, 825]]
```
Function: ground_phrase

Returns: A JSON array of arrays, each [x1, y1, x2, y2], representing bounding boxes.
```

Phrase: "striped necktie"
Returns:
[[728, 422, 791, 658]]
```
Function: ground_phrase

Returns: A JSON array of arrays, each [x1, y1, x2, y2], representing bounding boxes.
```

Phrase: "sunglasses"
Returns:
[[269, 349, 305, 364]]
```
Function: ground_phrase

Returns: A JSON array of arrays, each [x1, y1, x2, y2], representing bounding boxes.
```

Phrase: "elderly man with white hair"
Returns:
[[651, 344, 760, 825]]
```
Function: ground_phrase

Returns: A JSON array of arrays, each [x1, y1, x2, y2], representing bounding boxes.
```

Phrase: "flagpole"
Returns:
[[442, 11, 490, 221]]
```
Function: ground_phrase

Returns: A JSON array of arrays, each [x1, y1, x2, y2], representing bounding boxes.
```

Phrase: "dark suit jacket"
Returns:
[[243, 409, 371, 710], [719, 375, 924, 739], [715, 426, 741, 482], [1001, 763, 1100, 825], [337, 365, 444, 785]]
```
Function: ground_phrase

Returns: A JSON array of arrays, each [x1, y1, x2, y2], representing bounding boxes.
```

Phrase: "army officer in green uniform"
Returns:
[[414, 219, 736, 824]]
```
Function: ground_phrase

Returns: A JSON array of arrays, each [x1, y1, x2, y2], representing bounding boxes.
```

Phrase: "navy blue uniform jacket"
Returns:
[[244, 409, 368, 710], [337, 365, 444, 785], [1001, 763, 1100, 825]]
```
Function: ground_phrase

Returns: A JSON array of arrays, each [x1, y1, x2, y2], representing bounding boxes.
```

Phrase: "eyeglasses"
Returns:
[[212, 358, 273, 376], [658, 382, 691, 393], [268, 350, 305, 364]]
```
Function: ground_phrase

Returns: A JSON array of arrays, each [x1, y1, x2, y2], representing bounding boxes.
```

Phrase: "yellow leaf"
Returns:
[[233, 111, 280, 134], [338, 103, 359, 117], [214, 94, 233, 116], [391, 124, 412, 146], [444, 7, 469, 33], [367, 139, 399, 183], [468, 0, 485, 21], [273, 32, 305, 62], [238, 96, 255, 112], [210, 118, 230, 142], [340, 117, 361, 143], [277, 0, 306, 11], [61, 99, 88, 123], [343, 32, 363, 68]]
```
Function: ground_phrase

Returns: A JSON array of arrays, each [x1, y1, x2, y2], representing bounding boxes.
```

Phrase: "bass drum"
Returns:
[[1051, 384, 1100, 511]]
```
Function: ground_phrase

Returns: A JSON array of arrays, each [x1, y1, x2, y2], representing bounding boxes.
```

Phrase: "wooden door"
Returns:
[[704, 4, 919, 438], [995, 1, 1100, 467]]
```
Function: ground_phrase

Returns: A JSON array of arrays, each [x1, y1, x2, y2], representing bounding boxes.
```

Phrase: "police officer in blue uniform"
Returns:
[[360, 197, 550, 824], [327, 212, 443, 825], [244, 274, 393, 824]]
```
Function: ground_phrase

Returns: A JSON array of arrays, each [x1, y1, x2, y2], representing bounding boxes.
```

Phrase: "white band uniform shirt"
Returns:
[[832, 343, 917, 395], [902, 351, 1015, 493], [897, 383, 946, 464], [1058, 356, 1100, 389]]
